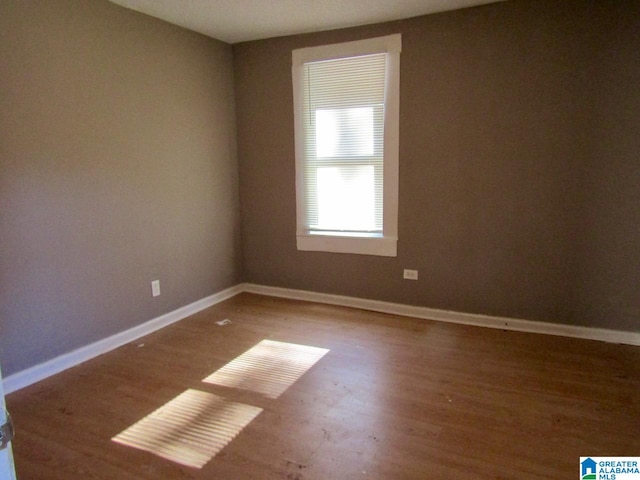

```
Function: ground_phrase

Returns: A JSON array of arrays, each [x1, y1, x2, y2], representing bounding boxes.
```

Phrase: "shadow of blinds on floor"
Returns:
[[112, 389, 262, 469], [203, 339, 330, 398]]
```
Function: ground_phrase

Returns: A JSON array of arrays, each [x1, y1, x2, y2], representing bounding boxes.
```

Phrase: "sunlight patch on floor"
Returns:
[[112, 389, 262, 469], [203, 339, 330, 398]]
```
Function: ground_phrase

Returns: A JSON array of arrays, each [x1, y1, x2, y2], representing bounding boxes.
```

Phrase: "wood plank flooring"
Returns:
[[6, 293, 640, 479]]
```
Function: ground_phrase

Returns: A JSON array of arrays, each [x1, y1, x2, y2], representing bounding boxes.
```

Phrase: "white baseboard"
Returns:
[[243, 283, 640, 347], [6, 282, 639, 394], [3, 284, 243, 395]]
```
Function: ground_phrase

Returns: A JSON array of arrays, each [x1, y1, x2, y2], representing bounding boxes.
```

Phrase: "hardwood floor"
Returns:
[[7, 293, 640, 479]]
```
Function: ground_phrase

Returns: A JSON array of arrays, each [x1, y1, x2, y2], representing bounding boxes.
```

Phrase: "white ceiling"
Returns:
[[109, 0, 506, 44]]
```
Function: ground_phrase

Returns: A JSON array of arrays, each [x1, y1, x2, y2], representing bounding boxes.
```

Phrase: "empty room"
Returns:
[[1, 0, 639, 478]]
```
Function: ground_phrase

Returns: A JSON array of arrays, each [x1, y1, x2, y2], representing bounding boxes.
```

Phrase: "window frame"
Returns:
[[292, 34, 401, 257]]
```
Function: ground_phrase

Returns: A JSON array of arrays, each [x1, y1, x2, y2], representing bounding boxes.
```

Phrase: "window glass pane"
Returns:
[[315, 165, 376, 231]]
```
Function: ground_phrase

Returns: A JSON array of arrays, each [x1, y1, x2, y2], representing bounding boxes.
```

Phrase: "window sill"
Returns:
[[297, 233, 397, 257]]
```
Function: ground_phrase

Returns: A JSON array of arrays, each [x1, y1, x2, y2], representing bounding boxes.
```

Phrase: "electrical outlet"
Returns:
[[403, 269, 418, 280], [151, 280, 161, 297]]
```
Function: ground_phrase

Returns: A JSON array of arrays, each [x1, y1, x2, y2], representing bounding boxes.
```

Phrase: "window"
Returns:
[[292, 34, 401, 257]]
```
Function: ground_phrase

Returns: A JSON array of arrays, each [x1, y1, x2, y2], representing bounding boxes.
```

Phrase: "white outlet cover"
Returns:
[[151, 280, 161, 297], [403, 269, 418, 280]]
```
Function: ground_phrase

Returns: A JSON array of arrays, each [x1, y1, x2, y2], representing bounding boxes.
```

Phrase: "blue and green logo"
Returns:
[[580, 457, 640, 479], [581, 458, 597, 480]]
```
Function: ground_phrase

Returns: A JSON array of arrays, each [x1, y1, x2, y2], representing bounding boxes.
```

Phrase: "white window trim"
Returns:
[[292, 34, 401, 257]]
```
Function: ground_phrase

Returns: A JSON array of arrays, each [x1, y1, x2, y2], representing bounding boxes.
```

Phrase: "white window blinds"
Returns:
[[300, 53, 387, 234]]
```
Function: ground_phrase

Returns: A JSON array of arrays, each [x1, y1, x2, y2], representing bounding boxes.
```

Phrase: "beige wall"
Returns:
[[235, 0, 640, 331], [0, 0, 241, 376]]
